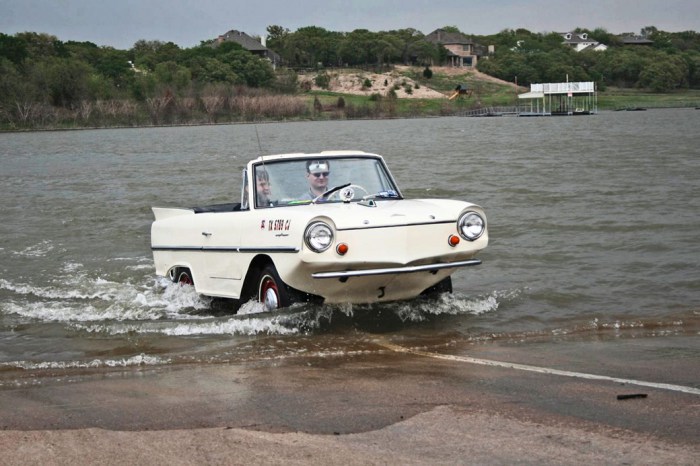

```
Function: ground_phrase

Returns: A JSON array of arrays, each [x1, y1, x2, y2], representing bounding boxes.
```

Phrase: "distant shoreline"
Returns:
[[3, 104, 699, 134]]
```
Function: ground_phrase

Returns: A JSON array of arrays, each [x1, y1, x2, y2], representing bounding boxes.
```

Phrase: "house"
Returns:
[[425, 29, 484, 67], [618, 34, 654, 46], [560, 32, 607, 52], [215, 30, 281, 66]]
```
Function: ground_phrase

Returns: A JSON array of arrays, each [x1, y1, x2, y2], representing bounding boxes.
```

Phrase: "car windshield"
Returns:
[[252, 156, 400, 208]]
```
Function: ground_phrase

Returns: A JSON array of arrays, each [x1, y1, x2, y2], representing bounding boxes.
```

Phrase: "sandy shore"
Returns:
[[2, 337, 698, 465], [3, 405, 698, 466]]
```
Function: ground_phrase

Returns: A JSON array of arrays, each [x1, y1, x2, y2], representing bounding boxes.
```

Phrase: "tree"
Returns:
[[390, 28, 424, 64], [411, 40, 439, 65], [440, 26, 462, 34], [0, 33, 28, 64], [188, 57, 239, 84], [283, 26, 340, 67], [15, 32, 67, 58], [371, 35, 401, 66], [265, 25, 290, 52], [339, 29, 375, 66], [43, 57, 94, 106], [638, 53, 688, 91], [155, 61, 192, 92], [132, 40, 181, 70]]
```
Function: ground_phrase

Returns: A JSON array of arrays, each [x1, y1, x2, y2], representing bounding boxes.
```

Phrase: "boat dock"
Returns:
[[517, 81, 598, 116]]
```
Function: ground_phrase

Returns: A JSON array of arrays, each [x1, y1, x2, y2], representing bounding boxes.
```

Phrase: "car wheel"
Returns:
[[257, 265, 291, 311], [175, 268, 193, 286]]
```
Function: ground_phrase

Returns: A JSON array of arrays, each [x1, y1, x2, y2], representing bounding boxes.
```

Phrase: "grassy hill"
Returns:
[[306, 66, 700, 117]]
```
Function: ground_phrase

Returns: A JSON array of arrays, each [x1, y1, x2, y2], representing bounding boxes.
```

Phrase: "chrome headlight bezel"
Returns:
[[457, 211, 485, 241], [304, 221, 334, 252]]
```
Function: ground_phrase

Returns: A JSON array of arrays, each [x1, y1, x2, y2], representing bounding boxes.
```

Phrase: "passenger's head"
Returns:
[[305, 160, 330, 194], [256, 169, 271, 205]]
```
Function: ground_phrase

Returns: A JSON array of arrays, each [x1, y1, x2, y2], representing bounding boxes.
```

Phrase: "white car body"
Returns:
[[151, 151, 487, 309]]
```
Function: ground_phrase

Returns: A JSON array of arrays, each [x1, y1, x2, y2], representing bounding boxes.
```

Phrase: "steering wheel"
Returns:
[[326, 184, 369, 202]]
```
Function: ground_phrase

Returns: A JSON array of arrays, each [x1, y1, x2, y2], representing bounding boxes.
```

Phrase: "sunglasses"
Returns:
[[312, 172, 330, 178]]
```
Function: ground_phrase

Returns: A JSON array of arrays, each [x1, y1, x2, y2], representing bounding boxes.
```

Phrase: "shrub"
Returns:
[[363, 78, 372, 88], [314, 72, 330, 89]]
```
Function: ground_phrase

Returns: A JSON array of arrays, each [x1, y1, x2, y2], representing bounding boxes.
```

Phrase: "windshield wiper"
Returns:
[[363, 190, 400, 200], [313, 183, 351, 204]]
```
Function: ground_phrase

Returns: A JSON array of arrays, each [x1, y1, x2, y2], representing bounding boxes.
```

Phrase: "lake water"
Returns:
[[1, 110, 699, 383]]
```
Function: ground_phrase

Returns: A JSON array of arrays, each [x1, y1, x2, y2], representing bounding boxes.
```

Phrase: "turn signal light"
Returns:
[[336, 243, 349, 255], [448, 235, 460, 247]]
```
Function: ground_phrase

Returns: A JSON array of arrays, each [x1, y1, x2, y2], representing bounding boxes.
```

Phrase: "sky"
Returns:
[[1, 0, 698, 50]]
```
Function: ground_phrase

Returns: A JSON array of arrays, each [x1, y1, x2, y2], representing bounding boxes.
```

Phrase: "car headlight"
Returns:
[[457, 211, 485, 241], [304, 221, 334, 252]]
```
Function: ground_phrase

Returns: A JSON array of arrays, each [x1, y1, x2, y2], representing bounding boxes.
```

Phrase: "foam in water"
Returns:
[[391, 291, 502, 322], [2, 353, 170, 371], [12, 240, 56, 258], [1, 251, 507, 338]]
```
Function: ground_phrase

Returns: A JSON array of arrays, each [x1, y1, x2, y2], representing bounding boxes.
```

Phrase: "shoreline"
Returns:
[[2, 105, 698, 135], [2, 334, 698, 464], [2, 404, 697, 465]]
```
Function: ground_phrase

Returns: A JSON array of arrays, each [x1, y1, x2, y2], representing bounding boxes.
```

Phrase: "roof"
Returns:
[[620, 35, 654, 45], [519, 81, 596, 98], [425, 29, 474, 45], [217, 30, 267, 51]]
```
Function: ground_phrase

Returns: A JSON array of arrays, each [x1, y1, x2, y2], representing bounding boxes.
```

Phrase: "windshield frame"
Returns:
[[247, 154, 402, 210]]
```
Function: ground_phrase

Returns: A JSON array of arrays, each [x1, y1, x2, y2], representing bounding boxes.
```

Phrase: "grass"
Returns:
[[597, 87, 700, 109]]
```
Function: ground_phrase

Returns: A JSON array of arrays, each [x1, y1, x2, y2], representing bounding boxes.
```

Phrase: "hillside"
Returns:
[[301, 66, 526, 99]]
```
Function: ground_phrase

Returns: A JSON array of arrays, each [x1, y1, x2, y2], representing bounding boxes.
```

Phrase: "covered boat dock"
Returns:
[[518, 81, 597, 116]]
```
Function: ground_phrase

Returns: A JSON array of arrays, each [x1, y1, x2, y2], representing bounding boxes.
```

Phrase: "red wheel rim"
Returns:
[[178, 272, 193, 286], [260, 275, 280, 310]]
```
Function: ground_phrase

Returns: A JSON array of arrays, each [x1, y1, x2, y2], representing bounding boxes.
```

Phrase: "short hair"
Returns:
[[256, 169, 269, 181]]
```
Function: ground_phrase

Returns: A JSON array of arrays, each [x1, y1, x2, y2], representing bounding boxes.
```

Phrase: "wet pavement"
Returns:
[[1, 335, 698, 464]]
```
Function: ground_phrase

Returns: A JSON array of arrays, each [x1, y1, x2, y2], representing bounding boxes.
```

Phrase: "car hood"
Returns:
[[295, 198, 480, 230]]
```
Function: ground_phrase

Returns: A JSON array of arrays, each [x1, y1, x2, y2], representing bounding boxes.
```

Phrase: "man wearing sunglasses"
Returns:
[[300, 160, 331, 200]]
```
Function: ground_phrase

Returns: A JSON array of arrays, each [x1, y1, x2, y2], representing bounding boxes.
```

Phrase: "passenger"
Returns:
[[300, 160, 330, 200], [256, 169, 273, 207]]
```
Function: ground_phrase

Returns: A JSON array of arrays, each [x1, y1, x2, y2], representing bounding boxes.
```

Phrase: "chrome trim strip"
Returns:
[[311, 259, 482, 279], [336, 220, 455, 231], [151, 246, 299, 253]]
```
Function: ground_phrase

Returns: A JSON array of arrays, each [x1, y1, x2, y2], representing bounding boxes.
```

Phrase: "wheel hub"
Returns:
[[263, 286, 279, 310]]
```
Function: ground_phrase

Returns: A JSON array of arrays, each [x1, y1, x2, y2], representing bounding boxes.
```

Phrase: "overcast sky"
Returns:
[[1, 0, 698, 49]]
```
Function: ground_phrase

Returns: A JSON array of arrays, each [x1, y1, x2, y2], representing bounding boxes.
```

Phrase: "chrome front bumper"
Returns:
[[311, 259, 482, 279]]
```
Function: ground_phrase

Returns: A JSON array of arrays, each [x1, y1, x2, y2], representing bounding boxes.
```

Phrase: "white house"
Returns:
[[560, 32, 608, 52]]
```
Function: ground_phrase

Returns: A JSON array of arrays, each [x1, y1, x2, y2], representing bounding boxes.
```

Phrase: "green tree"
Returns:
[[265, 25, 290, 53], [155, 61, 192, 92], [283, 26, 340, 67], [339, 29, 376, 66], [0, 33, 28, 64], [638, 53, 688, 91]]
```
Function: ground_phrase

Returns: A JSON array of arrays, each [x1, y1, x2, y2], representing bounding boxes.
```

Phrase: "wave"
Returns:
[[0, 353, 170, 372], [0, 273, 212, 322], [11, 240, 58, 258]]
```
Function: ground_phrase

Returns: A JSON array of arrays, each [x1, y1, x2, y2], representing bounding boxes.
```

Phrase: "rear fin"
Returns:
[[152, 207, 194, 221]]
